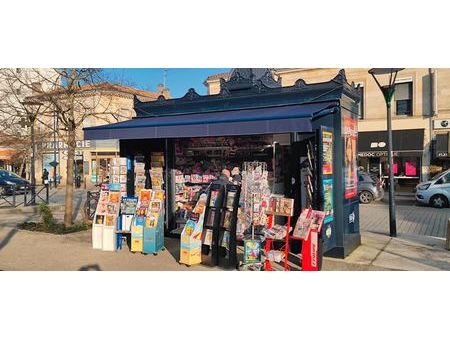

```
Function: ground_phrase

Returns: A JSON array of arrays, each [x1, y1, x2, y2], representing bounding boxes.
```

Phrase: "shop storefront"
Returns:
[[84, 69, 361, 261], [358, 129, 424, 187]]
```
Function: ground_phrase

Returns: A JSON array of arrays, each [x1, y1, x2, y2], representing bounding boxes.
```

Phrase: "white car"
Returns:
[[415, 169, 450, 208]]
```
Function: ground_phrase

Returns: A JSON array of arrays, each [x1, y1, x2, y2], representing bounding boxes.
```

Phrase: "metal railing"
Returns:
[[0, 184, 49, 208]]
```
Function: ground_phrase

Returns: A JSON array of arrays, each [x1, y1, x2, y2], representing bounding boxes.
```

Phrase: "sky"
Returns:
[[102, 68, 231, 98]]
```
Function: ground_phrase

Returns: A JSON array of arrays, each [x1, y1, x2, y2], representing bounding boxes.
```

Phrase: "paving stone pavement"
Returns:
[[360, 200, 450, 238]]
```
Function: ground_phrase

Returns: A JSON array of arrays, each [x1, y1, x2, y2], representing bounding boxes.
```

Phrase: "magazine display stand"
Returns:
[[102, 185, 121, 251], [143, 190, 165, 255], [179, 193, 207, 266], [217, 184, 241, 269], [201, 183, 225, 267], [92, 187, 109, 250], [92, 184, 121, 251], [263, 195, 294, 271], [131, 189, 152, 253], [117, 196, 138, 250], [292, 208, 325, 271]]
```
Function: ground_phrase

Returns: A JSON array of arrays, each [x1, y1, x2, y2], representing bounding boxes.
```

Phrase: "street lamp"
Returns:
[[21, 98, 43, 205], [368, 68, 405, 237]]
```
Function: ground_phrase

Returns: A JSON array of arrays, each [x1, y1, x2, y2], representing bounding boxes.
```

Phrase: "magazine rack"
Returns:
[[263, 212, 292, 271], [217, 183, 241, 269], [143, 190, 165, 255], [179, 193, 207, 266], [131, 189, 152, 253], [201, 183, 225, 267], [292, 208, 325, 271], [116, 196, 138, 250]]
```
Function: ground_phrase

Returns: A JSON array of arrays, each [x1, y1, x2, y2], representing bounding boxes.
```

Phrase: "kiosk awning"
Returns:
[[84, 102, 337, 140], [358, 129, 424, 157]]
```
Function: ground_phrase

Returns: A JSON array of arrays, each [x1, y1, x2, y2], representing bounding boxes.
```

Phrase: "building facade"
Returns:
[[205, 68, 450, 186], [35, 82, 169, 188]]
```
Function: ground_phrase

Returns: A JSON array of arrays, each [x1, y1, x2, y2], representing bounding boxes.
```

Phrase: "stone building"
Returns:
[[205, 68, 450, 186], [35, 82, 170, 188]]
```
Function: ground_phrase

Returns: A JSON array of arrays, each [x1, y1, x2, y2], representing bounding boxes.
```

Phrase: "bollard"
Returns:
[[446, 219, 450, 251]]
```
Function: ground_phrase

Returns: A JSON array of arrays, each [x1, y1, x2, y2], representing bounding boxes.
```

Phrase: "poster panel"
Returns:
[[322, 131, 333, 175], [343, 116, 358, 199], [323, 178, 334, 223]]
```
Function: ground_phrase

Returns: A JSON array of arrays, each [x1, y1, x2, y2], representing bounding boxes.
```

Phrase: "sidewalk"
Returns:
[[1, 225, 448, 271]]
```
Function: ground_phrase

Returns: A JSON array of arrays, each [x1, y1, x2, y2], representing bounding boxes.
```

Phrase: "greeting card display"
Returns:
[[131, 189, 152, 252], [98, 184, 121, 251], [179, 193, 207, 266], [143, 189, 165, 254], [110, 157, 128, 198]]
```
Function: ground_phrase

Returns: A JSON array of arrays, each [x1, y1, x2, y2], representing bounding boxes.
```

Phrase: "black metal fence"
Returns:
[[0, 184, 50, 208]]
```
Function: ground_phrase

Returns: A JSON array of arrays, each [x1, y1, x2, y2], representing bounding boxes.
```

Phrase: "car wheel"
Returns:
[[359, 191, 373, 204], [430, 194, 448, 208], [0, 186, 7, 196]]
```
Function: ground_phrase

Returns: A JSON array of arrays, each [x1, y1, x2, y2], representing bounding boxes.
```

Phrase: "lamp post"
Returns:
[[21, 99, 43, 204], [368, 68, 404, 237], [52, 109, 59, 188]]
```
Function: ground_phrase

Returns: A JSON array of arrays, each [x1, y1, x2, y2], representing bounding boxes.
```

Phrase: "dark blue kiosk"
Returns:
[[84, 69, 361, 258]]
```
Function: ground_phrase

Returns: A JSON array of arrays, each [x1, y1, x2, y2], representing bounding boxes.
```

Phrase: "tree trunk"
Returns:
[[19, 157, 26, 178], [64, 129, 76, 228]]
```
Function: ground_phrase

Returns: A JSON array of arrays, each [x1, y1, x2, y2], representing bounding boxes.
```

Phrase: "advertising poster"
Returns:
[[322, 130, 333, 175], [42, 153, 59, 183], [323, 179, 334, 223], [343, 116, 358, 199]]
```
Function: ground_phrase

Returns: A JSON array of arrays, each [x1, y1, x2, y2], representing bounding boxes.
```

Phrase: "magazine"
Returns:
[[120, 166, 127, 175], [226, 191, 236, 209], [121, 197, 138, 215], [150, 201, 162, 212], [209, 190, 219, 207], [153, 190, 165, 201], [106, 203, 117, 214], [205, 210, 215, 226], [94, 214, 105, 225], [99, 191, 109, 203], [139, 190, 152, 205], [280, 198, 294, 216], [108, 191, 120, 203], [223, 210, 231, 229], [96, 202, 107, 214], [292, 208, 312, 239], [243, 239, 261, 264], [111, 167, 120, 175], [203, 229, 213, 246], [105, 214, 116, 227], [221, 231, 230, 250]]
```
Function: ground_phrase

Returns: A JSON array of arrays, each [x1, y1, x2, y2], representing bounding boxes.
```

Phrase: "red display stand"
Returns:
[[300, 227, 322, 271], [264, 213, 292, 271], [292, 208, 325, 271]]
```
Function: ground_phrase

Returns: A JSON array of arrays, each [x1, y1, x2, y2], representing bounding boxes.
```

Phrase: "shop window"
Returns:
[[357, 86, 364, 119], [395, 82, 413, 116]]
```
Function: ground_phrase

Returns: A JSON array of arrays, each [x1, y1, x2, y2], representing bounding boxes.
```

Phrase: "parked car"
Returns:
[[358, 171, 384, 204], [415, 169, 450, 208], [0, 169, 31, 195]]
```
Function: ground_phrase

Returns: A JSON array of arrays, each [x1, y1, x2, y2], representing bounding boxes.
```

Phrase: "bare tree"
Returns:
[[1, 68, 129, 228]]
